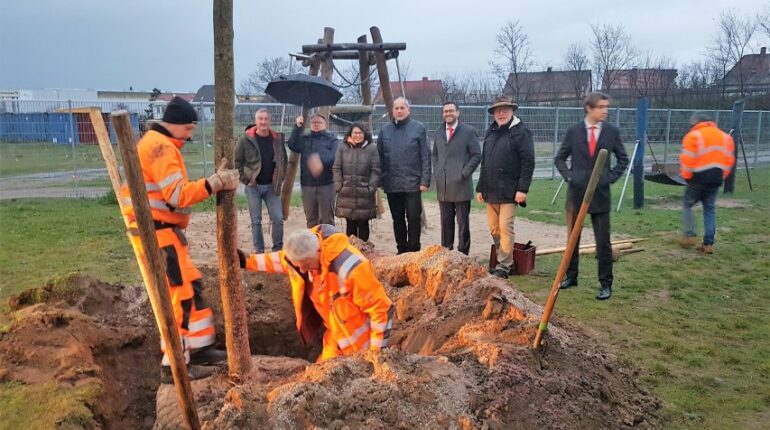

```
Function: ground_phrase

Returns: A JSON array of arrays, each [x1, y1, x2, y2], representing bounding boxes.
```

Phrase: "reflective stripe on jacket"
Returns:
[[244, 224, 394, 361], [119, 126, 209, 228], [680, 121, 735, 185]]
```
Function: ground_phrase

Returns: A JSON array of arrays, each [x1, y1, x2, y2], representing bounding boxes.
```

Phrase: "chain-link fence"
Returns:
[[1, 100, 768, 199]]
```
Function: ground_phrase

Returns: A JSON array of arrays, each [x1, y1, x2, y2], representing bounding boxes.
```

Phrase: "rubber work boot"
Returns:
[[190, 347, 227, 365], [696, 244, 714, 254], [160, 364, 217, 384]]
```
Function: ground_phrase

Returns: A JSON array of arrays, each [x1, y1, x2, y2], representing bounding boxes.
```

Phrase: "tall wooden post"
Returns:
[[370, 26, 394, 119], [317, 27, 335, 120], [112, 112, 201, 430], [213, 0, 251, 378], [358, 35, 372, 109]]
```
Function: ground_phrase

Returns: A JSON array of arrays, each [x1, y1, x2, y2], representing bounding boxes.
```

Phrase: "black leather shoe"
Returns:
[[596, 287, 612, 300], [160, 364, 217, 384], [559, 278, 578, 290], [190, 347, 227, 365]]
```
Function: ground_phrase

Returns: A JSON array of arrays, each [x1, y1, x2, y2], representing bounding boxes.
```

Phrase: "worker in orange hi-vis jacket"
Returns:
[[119, 96, 240, 383], [678, 111, 735, 255], [238, 224, 395, 362]]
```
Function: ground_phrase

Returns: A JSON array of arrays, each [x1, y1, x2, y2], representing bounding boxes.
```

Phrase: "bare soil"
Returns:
[[1, 226, 658, 429], [185, 201, 598, 266]]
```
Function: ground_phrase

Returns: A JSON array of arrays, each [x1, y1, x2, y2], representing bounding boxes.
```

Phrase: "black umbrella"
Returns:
[[265, 74, 342, 108]]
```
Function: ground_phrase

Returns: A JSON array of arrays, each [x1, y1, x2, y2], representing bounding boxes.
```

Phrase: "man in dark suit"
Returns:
[[432, 101, 482, 255], [554, 92, 629, 300]]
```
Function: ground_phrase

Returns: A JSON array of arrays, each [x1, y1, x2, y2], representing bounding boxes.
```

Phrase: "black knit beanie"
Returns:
[[162, 96, 198, 124]]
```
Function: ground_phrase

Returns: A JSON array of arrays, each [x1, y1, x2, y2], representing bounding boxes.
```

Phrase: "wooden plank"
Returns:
[[87, 108, 123, 196]]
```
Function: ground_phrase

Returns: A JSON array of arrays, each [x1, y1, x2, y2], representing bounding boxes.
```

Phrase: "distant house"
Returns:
[[723, 47, 770, 94], [503, 68, 592, 103], [602, 68, 678, 96], [97, 90, 152, 101], [374, 77, 444, 105], [150, 93, 196, 119], [192, 85, 217, 120]]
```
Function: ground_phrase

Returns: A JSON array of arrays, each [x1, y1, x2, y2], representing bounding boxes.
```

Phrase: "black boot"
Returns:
[[559, 278, 578, 290], [160, 364, 217, 384], [190, 346, 227, 365]]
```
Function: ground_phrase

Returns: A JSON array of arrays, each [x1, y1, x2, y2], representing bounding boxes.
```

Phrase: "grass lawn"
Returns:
[[0, 170, 768, 429], [511, 170, 770, 429]]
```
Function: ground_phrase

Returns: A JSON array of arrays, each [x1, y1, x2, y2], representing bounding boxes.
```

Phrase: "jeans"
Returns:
[[683, 183, 719, 246], [244, 183, 284, 253]]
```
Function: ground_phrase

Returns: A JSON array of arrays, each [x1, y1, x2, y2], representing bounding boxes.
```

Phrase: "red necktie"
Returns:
[[448, 127, 454, 141], [589, 126, 597, 157]]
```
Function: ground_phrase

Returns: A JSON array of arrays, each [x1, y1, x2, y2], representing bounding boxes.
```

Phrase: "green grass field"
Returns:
[[0, 171, 768, 428]]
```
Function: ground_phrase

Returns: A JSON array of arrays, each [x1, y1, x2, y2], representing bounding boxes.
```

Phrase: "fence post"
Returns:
[[663, 109, 671, 166], [615, 107, 621, 127], [633, 97, 649, 209], [755, 111, 762, 168], [67, 100, 78, 197], [715, 109, 720, 127], [552, 107, 559, 179], [200, 101, 207, 178]]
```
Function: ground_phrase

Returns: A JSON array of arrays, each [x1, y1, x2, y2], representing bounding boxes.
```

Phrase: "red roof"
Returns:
[[374, 77, 444, 105]]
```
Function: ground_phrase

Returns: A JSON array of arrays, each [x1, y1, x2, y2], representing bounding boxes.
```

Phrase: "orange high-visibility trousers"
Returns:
[[130, 227, 216, 365]]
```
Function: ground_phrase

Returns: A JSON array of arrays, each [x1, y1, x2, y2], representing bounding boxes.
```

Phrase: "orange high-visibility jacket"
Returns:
[[679, 121, 735, 185], [119, 125, 210, 228], [244, 225, 395, 361]]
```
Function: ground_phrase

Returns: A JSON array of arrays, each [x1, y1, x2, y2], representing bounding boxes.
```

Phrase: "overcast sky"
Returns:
[[1, 0, 767, 92]]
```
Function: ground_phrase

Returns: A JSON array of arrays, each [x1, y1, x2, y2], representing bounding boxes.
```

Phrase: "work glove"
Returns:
[[237, 249, 247, 269], [207, 158, 239, 193]]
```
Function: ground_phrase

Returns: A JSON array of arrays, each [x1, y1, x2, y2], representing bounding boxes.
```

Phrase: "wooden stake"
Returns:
[[317, 27, 335, 121], [358, 33, 384, 218], [536, 238, 646, 256], [533, 149, 609, 351], [370, 26, 394, 119], [213, 0, 251, 378], [112, 111, 200, 430]]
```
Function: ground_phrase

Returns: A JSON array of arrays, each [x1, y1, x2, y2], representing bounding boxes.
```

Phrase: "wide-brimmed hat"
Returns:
[[487, 96, 518, 114]]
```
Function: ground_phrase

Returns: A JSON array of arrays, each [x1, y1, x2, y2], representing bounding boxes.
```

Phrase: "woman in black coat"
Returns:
[[332, 123, 381, 241]]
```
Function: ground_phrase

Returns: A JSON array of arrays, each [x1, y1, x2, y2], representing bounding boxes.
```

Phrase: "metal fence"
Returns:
[[1, 99, 768, 199]]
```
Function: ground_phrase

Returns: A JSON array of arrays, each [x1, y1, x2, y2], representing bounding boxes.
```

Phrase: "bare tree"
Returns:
[[590, 23, 638, 91], [490, 20, 534, 100], [757, 3, 770, 39], [238, 56, 292, 97], [629, 52, 677, 104], [562, 42, 591, 101], [711, 9, 758, 96]]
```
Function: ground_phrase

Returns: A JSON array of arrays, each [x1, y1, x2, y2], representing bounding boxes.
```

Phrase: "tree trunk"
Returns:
[[213, 0, 251, 378]]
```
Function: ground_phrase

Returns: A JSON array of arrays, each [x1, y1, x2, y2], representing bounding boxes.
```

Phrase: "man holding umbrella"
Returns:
[[289, 114, 339, 227], [266, 73, 343, 228]]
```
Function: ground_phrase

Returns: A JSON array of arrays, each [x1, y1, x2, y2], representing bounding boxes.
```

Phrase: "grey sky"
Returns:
[[1, 0, 767, 92]]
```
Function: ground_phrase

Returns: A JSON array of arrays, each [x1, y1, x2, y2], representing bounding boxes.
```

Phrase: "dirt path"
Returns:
[[187, 200, 599, 266]]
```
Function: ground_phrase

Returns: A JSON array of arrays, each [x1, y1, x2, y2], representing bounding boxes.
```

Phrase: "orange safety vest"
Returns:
[[679, 121, 735, 183], [244, 225, 395, 361], [119, 126, 209, 228]]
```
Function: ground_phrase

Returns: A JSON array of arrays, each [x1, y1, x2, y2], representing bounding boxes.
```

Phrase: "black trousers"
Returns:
[[566, 210, 613, 288], [345, 219, 370, 242], [386, 191, 422, 253], [438, 200, 471, 255]]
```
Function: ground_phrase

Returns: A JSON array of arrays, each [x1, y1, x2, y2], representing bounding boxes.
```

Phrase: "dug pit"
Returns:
[[1, 244, 660, 429]]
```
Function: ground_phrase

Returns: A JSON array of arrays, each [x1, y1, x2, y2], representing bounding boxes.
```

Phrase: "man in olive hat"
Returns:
[[476, 96, 535, 279]]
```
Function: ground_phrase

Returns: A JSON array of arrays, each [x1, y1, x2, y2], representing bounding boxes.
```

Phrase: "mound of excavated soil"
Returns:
[[155, 243, 660, 430], [2, 244, 660, 429], [1, 274, 160, 429]]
